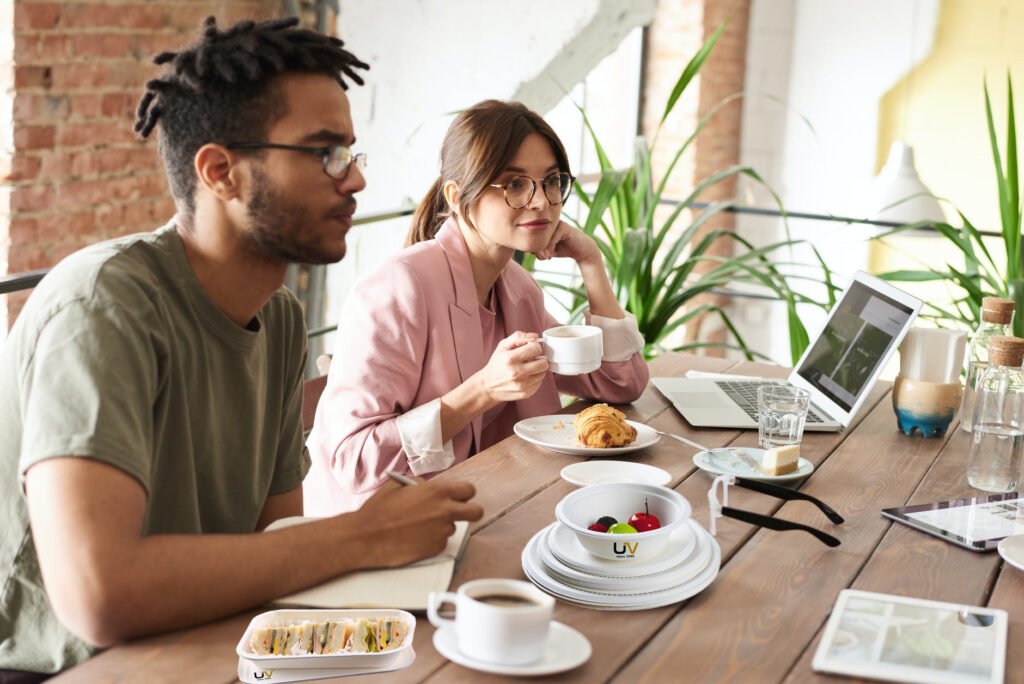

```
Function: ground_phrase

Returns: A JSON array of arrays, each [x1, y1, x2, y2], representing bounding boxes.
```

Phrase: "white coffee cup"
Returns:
[[542, 325, 603, 375], [427, 578, 554, 666]]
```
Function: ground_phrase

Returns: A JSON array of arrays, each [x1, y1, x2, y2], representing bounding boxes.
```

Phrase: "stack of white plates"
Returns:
[[521, 519, 720, 610]]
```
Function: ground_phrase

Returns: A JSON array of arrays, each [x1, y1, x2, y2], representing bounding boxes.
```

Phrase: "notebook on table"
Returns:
[[264, 517, 470, 610], [652, 271, 922, 432]]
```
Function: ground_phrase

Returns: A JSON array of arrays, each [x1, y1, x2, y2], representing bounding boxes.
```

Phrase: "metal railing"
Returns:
[[0, 200, 961, 331], [0, 269, 47, 296], [304, 201, 969, 339], [684, 200, 1000, 237]]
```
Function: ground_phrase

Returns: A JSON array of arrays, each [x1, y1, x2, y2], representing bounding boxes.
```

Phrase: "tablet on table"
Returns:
[[881, 492, 1024, 552], [812, 589, 1007, 684]]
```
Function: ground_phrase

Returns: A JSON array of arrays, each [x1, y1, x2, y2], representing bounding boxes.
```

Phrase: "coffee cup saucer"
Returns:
[[432, 620, 591, 676]]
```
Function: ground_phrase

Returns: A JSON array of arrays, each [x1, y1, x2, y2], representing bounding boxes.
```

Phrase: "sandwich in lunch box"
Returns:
[[250, 616, 408, 656]]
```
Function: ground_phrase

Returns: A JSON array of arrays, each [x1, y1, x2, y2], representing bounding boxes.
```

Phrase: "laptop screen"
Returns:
[[795, 280, 916, 412]]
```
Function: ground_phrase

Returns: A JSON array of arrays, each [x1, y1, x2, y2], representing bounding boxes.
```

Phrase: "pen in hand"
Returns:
[[385, 470, 418, 487]]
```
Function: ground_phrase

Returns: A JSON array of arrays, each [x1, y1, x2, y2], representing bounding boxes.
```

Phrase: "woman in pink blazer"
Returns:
[[305, 100, 650, 515]]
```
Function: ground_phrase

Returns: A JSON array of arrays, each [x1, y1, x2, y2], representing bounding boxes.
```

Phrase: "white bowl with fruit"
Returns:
[[555, 483, 691, 561]]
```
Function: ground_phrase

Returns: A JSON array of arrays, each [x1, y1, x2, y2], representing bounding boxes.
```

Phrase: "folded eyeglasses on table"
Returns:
[[707, 474, 844, 547]]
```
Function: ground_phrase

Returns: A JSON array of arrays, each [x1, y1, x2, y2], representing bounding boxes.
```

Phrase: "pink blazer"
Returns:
[[304, 220, 649, 515]]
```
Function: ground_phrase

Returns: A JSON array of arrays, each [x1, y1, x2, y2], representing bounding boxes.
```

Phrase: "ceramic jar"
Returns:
[[892, 376, 964, 437]]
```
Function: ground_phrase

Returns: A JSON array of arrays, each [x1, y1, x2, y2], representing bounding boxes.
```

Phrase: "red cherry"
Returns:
[[588, 523, 609, 533], [628, 513, 661, 532], [628, 498, 662, 532]]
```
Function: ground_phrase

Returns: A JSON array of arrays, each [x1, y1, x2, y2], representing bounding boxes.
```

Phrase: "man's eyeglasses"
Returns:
[[488, 172, 575, 209], [226, 142, 366, 180], [707, 474, 844, 547]]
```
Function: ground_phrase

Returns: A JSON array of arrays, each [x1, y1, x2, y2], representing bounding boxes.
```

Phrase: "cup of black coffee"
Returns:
[[427, 578, 553, 665]]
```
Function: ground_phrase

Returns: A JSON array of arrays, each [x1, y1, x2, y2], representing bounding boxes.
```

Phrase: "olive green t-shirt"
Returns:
[[0, 221, 311, 673]]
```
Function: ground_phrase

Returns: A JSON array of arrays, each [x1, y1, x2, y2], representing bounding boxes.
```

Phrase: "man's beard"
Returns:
[[241, 168, 347, 265]]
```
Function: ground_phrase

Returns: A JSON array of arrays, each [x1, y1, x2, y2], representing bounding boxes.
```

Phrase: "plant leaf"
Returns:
[[657, 20, 727, 140]]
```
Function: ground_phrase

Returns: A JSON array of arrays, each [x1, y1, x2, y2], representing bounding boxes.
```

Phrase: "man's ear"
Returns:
[[442, 180, 460, 216], [194, 143, 243, 201]]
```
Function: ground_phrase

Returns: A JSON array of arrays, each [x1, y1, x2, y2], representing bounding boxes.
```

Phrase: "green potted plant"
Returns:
[[879, 74, 1024, 337], [525, 23, 836, 363]]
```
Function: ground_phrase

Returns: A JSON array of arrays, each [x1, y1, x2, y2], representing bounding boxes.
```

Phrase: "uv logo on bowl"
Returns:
[[613, 541, 639, 557]]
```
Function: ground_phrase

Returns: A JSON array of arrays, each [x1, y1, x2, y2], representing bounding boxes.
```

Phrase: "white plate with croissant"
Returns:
[[513, 406, 659, 456]]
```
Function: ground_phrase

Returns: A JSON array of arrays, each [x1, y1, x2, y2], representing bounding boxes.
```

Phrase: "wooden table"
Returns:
[[53, 353, 1024, 683]]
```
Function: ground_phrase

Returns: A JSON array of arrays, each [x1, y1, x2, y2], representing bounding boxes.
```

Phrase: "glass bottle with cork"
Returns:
[[960, 296, 1015, 432], [966, 335, 1024, 492]]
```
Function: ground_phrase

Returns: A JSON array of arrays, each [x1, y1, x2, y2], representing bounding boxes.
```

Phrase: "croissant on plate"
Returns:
[[574, 403, 637, 448]]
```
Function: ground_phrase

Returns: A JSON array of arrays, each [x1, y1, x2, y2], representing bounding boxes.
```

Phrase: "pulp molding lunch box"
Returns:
[[236, 608, 416, 669]]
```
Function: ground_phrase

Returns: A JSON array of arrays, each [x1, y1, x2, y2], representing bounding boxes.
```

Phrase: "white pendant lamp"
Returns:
[[870, 141, 945, 224]]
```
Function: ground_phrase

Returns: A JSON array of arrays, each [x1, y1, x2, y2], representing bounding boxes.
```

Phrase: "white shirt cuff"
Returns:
[[586, 311, 645, 362], [396, 397, 456, 476]]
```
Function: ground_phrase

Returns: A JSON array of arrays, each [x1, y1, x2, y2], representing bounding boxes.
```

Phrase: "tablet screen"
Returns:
[[813, 590, 1007, 684], [881, 493, 1024, 550]]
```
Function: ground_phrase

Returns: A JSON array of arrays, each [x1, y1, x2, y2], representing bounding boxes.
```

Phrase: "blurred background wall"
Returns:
[[3, 0, 1023, 367]]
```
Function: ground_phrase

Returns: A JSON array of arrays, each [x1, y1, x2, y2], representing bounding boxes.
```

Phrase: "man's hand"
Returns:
[[349, 478, 483, 568], [25, 457, 480, 647]]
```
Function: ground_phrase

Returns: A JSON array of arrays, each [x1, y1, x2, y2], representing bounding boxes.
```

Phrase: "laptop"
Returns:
[[652, 271, 922, 431]]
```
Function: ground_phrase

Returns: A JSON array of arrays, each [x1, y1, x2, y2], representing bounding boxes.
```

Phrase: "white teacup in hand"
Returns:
[[542, 325, 602, 376], [427, 578, 554, 666]]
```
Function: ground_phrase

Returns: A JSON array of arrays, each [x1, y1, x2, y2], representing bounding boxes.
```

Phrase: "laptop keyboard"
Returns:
[[717, 380, 827, 423]]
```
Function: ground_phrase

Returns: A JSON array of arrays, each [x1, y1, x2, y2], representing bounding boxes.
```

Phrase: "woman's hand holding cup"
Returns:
[[475, 331, 548, 404]]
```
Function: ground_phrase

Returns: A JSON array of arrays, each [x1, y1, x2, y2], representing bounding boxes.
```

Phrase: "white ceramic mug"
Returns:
[[899, 327, 968, 384], [427, 578, 554, 665], [542, 325, 603, 375]]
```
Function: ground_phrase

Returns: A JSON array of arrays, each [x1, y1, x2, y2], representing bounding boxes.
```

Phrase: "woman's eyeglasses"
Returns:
[[489, 172, 574, 209], [226, 142, 366, 180]]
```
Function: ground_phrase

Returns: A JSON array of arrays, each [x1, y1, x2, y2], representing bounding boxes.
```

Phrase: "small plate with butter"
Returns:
[[691, 446, 813, 483]]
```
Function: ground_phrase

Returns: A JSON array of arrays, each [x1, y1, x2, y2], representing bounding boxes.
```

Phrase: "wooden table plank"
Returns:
[[424, 480, 689, 683], [406, 367, 891, 683], [53, 353, 1008, 684], [989, 564, 1024, 684], [272, 354, 739, 684], [787, 425, 1011, 683], [612, 384, 953, 683], [50, 611, 258, 684], [653, 377, 891, 567], [298, 358, 902, 684]]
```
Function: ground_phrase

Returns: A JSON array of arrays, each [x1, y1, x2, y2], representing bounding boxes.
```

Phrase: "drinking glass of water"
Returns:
[[757, 385, 810, 450]]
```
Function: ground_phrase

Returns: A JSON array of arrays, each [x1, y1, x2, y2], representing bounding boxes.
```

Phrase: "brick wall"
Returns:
[[1, 0, 279, 331], [641, 0, 750, 351]]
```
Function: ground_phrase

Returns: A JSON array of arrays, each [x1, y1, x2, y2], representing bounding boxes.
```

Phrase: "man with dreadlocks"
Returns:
[[0, 17, 482, 679]]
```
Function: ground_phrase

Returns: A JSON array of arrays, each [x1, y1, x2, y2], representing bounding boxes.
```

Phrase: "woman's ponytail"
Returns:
[[405, 177, 448, 247]]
